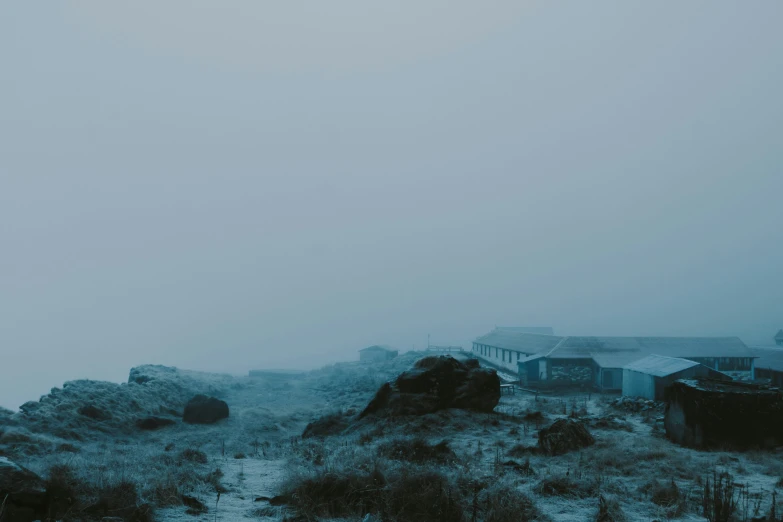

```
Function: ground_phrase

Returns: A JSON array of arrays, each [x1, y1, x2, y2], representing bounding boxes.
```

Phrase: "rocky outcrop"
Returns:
[[183, 395, 229, 424], [0, 457, 47, 522], [537, 419, 595, 455], [359, 356, 500, 418]]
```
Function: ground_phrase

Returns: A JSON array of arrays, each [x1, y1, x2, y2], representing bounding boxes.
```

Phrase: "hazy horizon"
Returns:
[[2, 2, 782, 410]]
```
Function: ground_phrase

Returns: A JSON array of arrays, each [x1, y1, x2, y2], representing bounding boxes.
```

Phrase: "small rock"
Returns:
[[183, 395, 229, 424]]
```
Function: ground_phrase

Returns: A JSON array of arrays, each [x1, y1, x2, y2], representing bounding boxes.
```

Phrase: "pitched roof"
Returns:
[[474, 329, 562, 354], [495, 326, 555, 336], [751, 347, 783, 373], [592, 352, 648, 369], [359, 345, 396, 353], [623, 355, 700, 377], [775, 330, 783, 340], [548, 336, 753, 359]]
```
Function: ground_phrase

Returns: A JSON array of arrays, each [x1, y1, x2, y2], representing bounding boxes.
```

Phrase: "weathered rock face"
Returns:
[[183, 395, 229, 424], [359, 356, 500, 418], [537, 419, 595, 455], [0, 457, 47, 522]]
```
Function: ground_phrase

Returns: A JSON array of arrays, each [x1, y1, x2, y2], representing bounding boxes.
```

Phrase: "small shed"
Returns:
[[359, 345, 399, 363], [775, 330, 783, 347], [665, 379, 783, 449], [622, 355, 727, 400]]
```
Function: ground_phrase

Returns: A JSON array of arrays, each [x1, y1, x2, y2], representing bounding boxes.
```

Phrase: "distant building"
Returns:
[[622, 355, 727, 401], [775, 330, 783, 347], [472, 328, 755, 389], [359, 345, 399, 363]]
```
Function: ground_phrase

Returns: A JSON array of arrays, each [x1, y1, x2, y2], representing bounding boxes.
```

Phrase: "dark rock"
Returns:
[[78, 404, 112, 421], [359, 356, 500, 418], [0, 456, 47, 522], [181, 494, 208, 513], [135, 417, 176, 431], [183, 395, 229, 424], [302, 411, 351, 439], [537, 419, 595, 455]]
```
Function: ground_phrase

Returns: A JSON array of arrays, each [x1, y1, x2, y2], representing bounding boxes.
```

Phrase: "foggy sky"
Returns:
[[2, 2, 782, 410]]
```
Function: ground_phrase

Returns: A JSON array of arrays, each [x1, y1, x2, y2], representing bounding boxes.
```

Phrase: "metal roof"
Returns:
[[359, 345, 397, 352], [751, 347, 783, 373], [623, 355, 700, 377], [495, 326, 555, 336], [550, 336, 753, 359], [474, 329, 562, 354], [592, 352, 648, 369]]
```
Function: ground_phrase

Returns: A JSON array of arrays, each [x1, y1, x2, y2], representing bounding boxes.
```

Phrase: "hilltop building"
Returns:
[[775, 329, 783, 347], [471, 328, 755, 390], [359, 345, 398, 363]]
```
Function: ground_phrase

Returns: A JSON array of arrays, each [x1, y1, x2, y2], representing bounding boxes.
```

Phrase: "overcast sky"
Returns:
[[2, 2, 782, 409]]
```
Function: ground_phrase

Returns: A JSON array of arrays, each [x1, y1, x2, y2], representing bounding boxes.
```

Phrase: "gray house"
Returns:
[[359, 345, 398, 363], [622, 355, 727, 400]]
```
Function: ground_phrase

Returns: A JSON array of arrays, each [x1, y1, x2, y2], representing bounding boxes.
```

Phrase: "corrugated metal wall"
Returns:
[[622, 370, 656, 399]]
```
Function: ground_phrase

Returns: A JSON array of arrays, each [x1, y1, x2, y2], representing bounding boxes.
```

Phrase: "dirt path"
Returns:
[[156, 458, 288, 521]]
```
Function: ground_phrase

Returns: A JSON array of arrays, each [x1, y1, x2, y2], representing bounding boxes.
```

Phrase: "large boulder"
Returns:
[[0, 457, 47, 522], [537, 419, 595, 455], [183, 395, 229, 424], [359, 356, 500, 418]]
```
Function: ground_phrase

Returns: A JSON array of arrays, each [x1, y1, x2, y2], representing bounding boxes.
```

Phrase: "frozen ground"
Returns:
[[1, 351, 782, 521]]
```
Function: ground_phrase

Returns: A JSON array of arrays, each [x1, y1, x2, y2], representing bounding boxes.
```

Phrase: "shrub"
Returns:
[[478, 483, 542, 522], [280, 465, 467, 521], [301, 411, 351, 439], [702, 471, 737, 522], [234, 452, 246, 459], [377, 437, 458, 465], [535, 476, 598, 498], [506, 444, 533, 459], [179, 448, 208, 464], [595, 495, 626, 522]]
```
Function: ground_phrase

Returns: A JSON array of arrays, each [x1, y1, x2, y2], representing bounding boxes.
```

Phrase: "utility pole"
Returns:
[[427, 334, 430, 350]]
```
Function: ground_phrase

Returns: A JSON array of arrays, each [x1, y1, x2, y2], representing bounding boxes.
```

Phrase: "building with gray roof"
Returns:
[[471, 327, 755, 391], [621, 355, 728, 400]]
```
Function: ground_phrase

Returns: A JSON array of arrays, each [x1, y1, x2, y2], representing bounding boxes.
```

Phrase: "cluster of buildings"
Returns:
[[472, 326, 783, 400]]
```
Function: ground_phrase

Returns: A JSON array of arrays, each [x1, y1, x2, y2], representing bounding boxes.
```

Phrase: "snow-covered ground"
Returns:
[[2, 352, 782, 521]]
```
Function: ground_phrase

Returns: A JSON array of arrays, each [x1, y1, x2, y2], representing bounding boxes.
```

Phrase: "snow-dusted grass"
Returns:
[[2, 354, 782, 521]]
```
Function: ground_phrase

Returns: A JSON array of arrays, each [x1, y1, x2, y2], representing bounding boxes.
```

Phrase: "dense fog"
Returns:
[[2, 1, 782, 410]]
